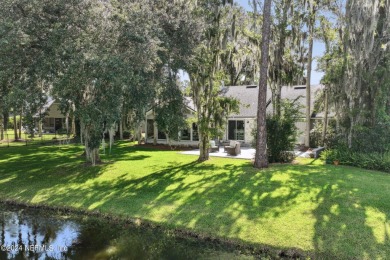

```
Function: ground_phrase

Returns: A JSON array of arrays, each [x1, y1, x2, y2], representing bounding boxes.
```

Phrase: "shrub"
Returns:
[[252, 99, 302, 163], [57, 128, 68, 135], [321, 148, 390, 173], [351, 123, 390, 154], [123, 130, 132, 139], [309, 119, 337, 148], [265, 116, 297, 163]]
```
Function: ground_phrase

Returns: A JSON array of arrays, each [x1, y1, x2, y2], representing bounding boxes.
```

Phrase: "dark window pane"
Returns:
[[192, 123, 199, 141], [228, 121, 235, 140], [158, 130, 166, 139], [147, 120, 154, 139], [181, 129, 190, 140], [236, 120, 245, 140]]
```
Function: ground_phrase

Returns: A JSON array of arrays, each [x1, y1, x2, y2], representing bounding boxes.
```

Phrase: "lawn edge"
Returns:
[[0, 198, 311, 259]]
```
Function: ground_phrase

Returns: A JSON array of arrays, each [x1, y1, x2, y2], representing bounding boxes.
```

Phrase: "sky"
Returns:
[[180, 0, 326, 85]]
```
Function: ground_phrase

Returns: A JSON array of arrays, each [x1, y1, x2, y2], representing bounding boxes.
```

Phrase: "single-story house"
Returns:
[[35, 99, 67, 133], [145, 97, 198, 146], [145, 84, 332, 146]]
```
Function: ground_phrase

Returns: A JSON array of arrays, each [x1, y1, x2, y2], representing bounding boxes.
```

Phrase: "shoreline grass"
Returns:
[[0, 142, 389, 259]]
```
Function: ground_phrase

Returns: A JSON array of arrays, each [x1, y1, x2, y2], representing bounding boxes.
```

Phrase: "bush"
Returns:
[[309, 120, 337, 148], [123, 130, 132, 139], [57, 128, 68, 135], [265, 117, 297, 163], [321, 148, 390, 173], [252, 99, 302, 163], [351, 124, 390, 154]]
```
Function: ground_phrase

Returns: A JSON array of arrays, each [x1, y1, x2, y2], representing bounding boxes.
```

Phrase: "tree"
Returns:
[[254, 0, 272, 169], [189, 0, 241, 162], [339, 0, 390, 147], [51, 1, 162, 165]]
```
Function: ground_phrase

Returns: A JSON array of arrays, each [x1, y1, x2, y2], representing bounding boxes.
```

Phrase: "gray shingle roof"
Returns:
[[222, 85, 261, 118], [221, 84, 330, 118]]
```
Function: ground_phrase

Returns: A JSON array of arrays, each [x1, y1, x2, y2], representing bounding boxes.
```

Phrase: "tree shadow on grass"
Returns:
[[0, 144, 389, 259]]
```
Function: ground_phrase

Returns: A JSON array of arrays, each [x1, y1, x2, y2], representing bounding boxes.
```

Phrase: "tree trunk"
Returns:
[[275, 83, 282, 117], [0, 113, 3, 140], [137, 124, 142, 145], [3, 112, 8, 139], [71, 115, 76, 136], [321, 86, 329, 146], [66, 113, 69, 136], [119, 118, 123, 140], [305, 18, 314, 147], [198, 132, 209, 162], [254, 0, 272, 169], [38, 118, 43, 137], [18, 111, 22, 139], [13, 114, 19, 140], [86, 148, 101, 166], [153, 110, 157, 145]]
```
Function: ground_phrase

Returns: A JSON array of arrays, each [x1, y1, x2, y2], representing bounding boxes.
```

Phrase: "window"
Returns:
[[146, 120, 154, 139], [158, 130, 166, 140], [55, 118, 62, 130], [228, 120, 245, 140], [49, 118, 55, 127], [192, 123, 199, 141], [180, 128, 191, 140]]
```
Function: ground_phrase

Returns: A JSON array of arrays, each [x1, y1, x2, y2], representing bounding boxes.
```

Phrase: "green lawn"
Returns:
[[0, 142, 389, 259]]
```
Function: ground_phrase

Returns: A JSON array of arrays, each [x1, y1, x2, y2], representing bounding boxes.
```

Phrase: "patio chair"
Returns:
[[209, 140, 219, 153], [225, 141, 241, 156], [224, 140, 236, 152]]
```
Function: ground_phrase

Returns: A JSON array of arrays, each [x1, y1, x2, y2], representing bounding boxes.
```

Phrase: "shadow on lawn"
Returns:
[[0, 144, 389, 259]]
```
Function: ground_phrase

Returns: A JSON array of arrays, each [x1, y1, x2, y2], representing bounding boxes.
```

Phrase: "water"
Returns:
[[0, 204, 253, 260]]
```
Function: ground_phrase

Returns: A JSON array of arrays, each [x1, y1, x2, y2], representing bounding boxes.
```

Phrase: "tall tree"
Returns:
[[303, 0, 318, 147], [254, 0, 272, 169], [339, 0, 390, 147], [189, 0, 240, 162]]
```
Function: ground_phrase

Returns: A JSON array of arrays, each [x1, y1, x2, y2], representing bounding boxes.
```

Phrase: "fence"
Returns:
[[0, 130, 75, 148]]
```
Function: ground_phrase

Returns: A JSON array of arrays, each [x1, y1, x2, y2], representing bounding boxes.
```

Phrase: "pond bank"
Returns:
[[0, 200, 305, 259]]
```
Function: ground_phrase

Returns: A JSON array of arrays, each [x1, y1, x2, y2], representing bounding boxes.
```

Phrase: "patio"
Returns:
[[180, 147, 314, 160], [180, 147, 256, 159]]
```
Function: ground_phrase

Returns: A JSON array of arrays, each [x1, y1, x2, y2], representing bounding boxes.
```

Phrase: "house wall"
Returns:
[[245, 118, 255, 145], [145, 110, 199, 147], [46, 103, 65, 118], [37, 102, 67, 132], [226, 117, 323, 146], [295, 118, 323, 145], [296, 120, 306, 144]]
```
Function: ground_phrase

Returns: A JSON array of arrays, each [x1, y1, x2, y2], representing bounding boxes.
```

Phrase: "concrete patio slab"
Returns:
[[180, 147, 313, 160], [180, 147, 256, 160]]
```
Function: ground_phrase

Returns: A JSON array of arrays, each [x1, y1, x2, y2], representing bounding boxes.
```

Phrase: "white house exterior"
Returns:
[[145, 85, 331, 147], [35, 99, 67, 133], [145, 98, 199, 146]]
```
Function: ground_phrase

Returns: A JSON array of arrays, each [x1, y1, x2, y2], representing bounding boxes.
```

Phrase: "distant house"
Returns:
[[35, 99, 67, 133], [146, 85, 330, 146], [145, 97, 198, 146]]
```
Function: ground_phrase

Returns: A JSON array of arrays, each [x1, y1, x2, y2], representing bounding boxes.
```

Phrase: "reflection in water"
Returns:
[[0, 204, 252, 259]]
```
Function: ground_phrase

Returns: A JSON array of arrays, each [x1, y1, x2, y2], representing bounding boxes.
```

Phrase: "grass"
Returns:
[[0, 142, 389, 259]]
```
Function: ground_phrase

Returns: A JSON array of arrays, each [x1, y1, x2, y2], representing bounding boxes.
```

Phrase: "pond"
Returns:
[[0, 204, 253, 259]]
